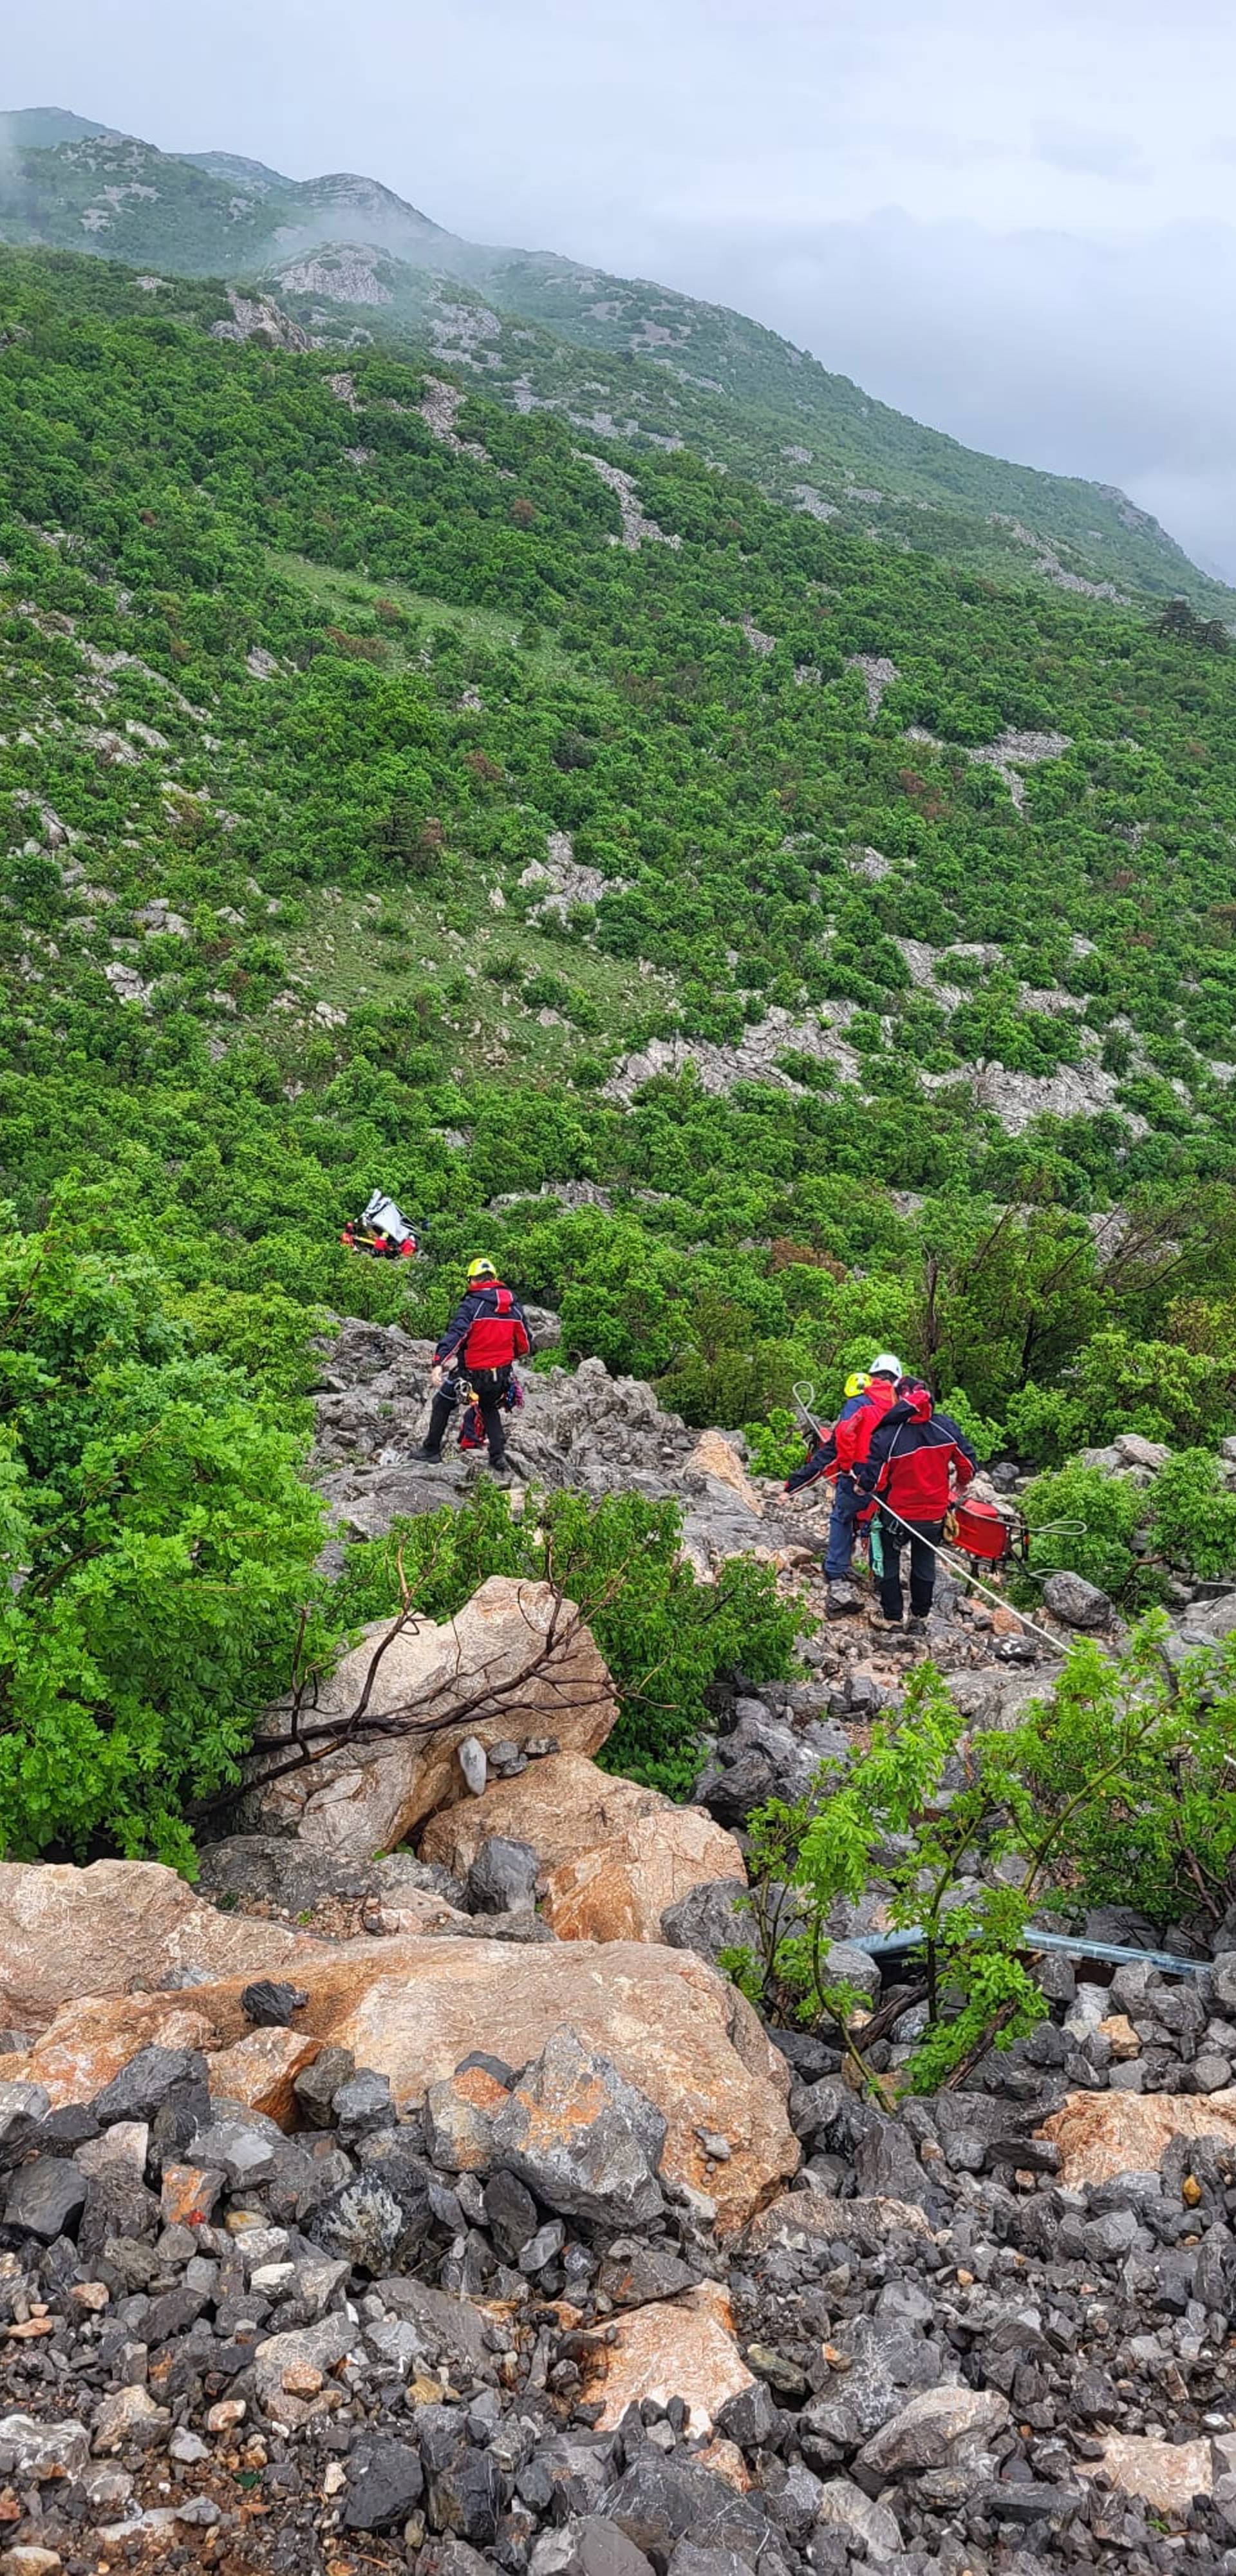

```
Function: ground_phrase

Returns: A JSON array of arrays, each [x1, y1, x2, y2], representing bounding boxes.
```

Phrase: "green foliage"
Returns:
[[0, 1208, 330, 1865], [1145, 1449, 1236, 1580], [1020, 1462, 1143, 1596], [741, 1406, 809, 1478], [1021, 1446, 1236, 1598], [4, 251, 1236, 1879], [771, 1622, 1236, 2090], [936, 1386, 1004, 1464], [333, 1482, 809, 1797]]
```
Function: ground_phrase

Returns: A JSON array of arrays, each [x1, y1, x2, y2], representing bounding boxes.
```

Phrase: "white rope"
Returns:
[[869, 1495, 1074, 1659]]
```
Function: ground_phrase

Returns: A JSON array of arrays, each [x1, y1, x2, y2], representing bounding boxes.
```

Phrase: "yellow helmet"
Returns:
[[843, 1370, 872, 1399], [467, 1257, 498, 1283]]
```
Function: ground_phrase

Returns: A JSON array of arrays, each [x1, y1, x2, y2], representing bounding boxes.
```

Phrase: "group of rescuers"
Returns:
[[784, 1354, 977, 1627], [416, 1260, 975, 1629]]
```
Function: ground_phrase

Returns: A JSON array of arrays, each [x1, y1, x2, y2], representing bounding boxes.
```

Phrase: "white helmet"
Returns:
[[869, 1352, 903, 1378]]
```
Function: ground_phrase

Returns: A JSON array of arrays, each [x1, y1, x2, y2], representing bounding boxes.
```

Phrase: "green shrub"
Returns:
[[741, 1405, 809, 1478], [1147, 1448, 1236, 1580], [0, 1211, 331, 1867], [1019, 1461, 1142, 1596], [764, 1622, 1236, 2090]]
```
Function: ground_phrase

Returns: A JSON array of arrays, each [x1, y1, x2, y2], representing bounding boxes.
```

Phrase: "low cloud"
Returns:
[[1033, 121, 1152, 182], [614, 208, 1236, 580]]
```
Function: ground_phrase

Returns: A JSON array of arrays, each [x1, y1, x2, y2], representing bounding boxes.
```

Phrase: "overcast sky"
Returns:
[[8, 0, 1236, 574]]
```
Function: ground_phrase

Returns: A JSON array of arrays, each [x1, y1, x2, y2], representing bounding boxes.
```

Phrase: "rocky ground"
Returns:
[[5, 1334, 1236, 2576]]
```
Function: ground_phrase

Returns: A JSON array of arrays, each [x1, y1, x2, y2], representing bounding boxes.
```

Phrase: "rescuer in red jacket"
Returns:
[[418, 1259, 530, 1471], [856, 1379, 977, 1627]]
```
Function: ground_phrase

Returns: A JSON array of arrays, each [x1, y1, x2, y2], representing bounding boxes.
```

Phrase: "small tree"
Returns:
[[756, 1624, 1236, 2092], [0, 1209, 332, 1867]]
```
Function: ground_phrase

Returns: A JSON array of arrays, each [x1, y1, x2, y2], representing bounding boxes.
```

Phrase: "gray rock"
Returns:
[[4, 2154, 88, 2242], [606, 2454, 773, 2570], [196, 1833, 380, 1915], [659, 1880, 750, 1967], [92, 2047, 207, 2127], [859, 2387, 1010, 2479], [252, 2312, 361, 2408], [1211, 1951, 1236, 2016], [519, 2218, 566, 2273], [1042, 1571, 1112, 1629], [429, 2445, 505, 2544], [467, 1836, 539, 1915], [375, 2277, 491, 2374], [817, 1940, 881, 2005], [457, 1736, 487, 1796], [569, 2518, 655, 2576], [0, 2081, 51, 2171], [344, 2437, 425, 2531], [332, 2068, 394, 2137], [240, 1979, 307, 2028], [597, 2243, 697, 2307], [0, 2416, 91, 2481], [666, 2549, 754, 2576], [189, 2112, 281, 2187], [763, 2459, 823, 2547], [492, 2027, 666, 2226], [306, 2150, 433, 2274], [715, 2379, 780, 2453], [814, 2477, 901, 2561], [853, 2117, 932, 2209], [292, 2044, 357, 2126], [483, 2168, 539, 2259]]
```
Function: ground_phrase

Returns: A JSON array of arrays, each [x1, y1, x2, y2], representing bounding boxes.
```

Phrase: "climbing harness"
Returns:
[[457, 1371, 525, 1452]]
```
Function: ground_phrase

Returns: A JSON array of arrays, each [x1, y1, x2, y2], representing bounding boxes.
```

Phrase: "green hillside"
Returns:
[[5, 240, 1236, 1857], [0, 111, 1229, 610], [3, 242, 1236, 1386]]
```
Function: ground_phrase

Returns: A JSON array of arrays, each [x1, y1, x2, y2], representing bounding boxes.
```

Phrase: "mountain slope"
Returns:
[[0, 109, 1228, 611], [3, 239, 1236, 1464]]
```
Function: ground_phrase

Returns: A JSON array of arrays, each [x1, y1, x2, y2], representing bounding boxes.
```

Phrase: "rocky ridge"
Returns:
[[5, 1341, 1236, 2573]]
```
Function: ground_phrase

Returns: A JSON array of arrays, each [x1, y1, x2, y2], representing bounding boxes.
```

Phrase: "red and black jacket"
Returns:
[[856, 1388, 977, 1522], [436, 1280, 531, 1374], [784, 1377, 896, 1494]]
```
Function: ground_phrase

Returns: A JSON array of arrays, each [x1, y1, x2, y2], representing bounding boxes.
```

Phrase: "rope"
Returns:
[[865, 1495, 1074, 1660]]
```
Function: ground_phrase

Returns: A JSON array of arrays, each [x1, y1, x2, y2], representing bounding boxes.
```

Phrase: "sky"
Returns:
[[8, 0, 1236, 573]]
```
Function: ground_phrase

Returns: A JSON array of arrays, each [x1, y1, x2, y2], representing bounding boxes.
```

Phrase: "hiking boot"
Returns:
[[416, 1443, 444, 1463]]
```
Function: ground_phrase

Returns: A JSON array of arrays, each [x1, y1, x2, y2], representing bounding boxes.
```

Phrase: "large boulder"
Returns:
[[543, 1808, 745, 1946], [0, 1860, 312, 2035], [252, 1578, 618, 1858], [421, 1749, 745, 1946], [1038, 2087, 1236, 2185], [419, 1752, 655, 1879], [1078, 2436, 1212, 2515], [1042, 1571, 1112, 1630], [1, 1935, 797, 2230]]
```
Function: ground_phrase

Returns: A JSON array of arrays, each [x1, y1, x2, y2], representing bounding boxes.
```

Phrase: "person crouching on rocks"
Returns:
[[857, 1377, 977, 1631], [418, 1258, 530, 1472], [783, 1354, 903, 1611]]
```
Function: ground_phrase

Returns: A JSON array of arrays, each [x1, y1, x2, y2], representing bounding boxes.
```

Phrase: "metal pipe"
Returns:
[[848, 1923, 1210, 1979]]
